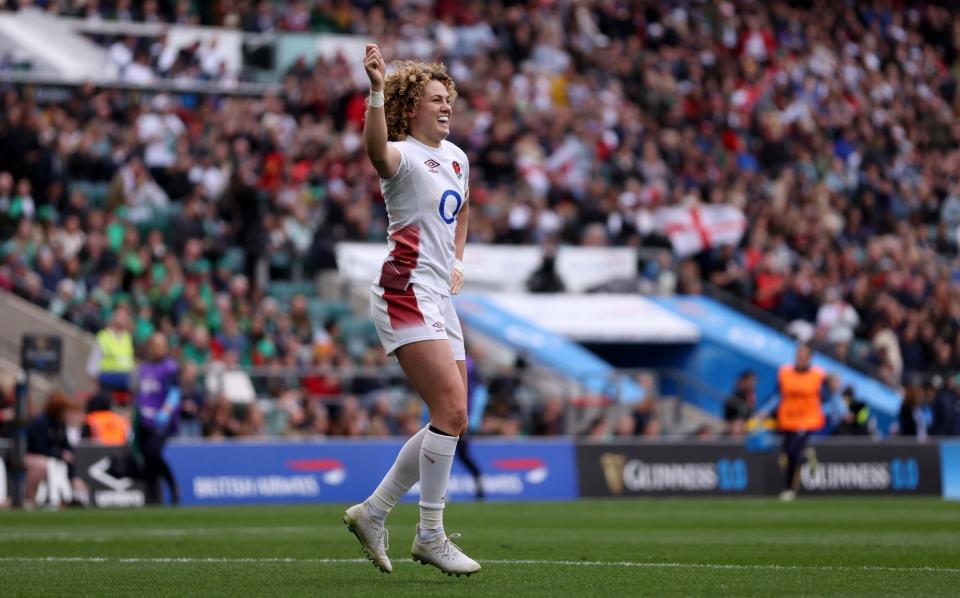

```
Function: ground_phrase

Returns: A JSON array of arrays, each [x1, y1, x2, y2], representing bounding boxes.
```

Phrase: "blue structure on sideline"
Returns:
[[454, 293, 646, 403], [941, 441, 960, 500], [650, 296, 900, 431]]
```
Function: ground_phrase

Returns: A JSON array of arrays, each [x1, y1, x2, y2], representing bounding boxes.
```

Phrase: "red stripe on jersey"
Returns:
[[383, 286, 425, 329], [378, 225, 421, 289]]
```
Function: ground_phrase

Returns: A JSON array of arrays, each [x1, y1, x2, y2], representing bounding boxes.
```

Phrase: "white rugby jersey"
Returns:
[[375, 136, 469, 295]]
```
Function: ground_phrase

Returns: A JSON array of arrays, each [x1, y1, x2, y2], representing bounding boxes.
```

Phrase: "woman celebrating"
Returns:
[[343, 44, 479, 576]]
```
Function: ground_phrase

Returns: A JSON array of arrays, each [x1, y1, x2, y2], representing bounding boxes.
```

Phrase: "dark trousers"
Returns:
[[781, 431, 810, 492], [456, 435, 484, 499], [136, 424, 180, 506]]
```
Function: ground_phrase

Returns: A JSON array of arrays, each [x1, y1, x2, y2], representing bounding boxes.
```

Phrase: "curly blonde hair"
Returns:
[[384, 61, 457, 141]]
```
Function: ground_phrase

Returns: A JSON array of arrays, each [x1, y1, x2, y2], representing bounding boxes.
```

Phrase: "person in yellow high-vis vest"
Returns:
[[86, 306, 135, 392]]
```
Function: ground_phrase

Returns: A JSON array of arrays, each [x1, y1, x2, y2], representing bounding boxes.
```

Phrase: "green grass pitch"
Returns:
[[1, 499, 958, 596]]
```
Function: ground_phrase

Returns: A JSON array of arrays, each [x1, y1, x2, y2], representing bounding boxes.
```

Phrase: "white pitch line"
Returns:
[[0, 557, 957, 574], [0, 526, 316, 541], [481, 560, 960, 575], [0, 558, 369, 564]]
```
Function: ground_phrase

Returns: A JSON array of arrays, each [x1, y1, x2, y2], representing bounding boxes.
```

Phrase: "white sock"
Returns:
[[418, 427, 458, 538], [367, 426, 429, 521]]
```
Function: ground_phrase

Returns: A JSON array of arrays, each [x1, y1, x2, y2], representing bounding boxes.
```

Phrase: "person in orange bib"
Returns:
[[769, 342, 827, 501], [83, 393, 131, 446]]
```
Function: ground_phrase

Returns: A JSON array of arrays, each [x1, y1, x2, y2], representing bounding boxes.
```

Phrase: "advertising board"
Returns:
[[578, 442, 770, 497], [939, 441, 960, 500], [578, 441, 942, 497], [165, 439, 577, 506]]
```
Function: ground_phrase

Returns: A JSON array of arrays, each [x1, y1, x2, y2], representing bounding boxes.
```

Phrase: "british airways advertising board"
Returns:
[[412, 440, 577, 502], [165, 439, 577, 506]]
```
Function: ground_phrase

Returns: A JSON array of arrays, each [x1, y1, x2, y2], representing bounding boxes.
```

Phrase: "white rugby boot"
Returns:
[[411, 525, 481, 576], [779, 489, 797, 502], [343, 503, 392, 573]]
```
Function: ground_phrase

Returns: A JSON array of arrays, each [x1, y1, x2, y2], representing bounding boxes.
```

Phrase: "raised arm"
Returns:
[[363, 44, 401, 179]]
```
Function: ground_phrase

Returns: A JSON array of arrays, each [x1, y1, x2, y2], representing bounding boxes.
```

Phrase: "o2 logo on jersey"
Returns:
[[438, 189, 463, 224]]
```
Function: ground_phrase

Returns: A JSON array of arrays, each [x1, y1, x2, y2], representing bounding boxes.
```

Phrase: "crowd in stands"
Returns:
[[106, 32, 240, 87], [11, 0, 371, 32], [1, 1, 960, 437]]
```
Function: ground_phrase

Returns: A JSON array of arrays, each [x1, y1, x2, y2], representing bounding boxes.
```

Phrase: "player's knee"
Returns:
[[434, 406, 467, 436], [450, 407, 468, 435]]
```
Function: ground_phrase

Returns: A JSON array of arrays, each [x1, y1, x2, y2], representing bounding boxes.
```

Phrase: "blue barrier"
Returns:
[[165, 438, 578, 506], [941, 441, 960, 500], [650, 296, 901, 430], [454, 293, 646, 403]]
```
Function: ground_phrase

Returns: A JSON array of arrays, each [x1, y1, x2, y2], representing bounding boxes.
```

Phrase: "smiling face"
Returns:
[[408, 79, 452, 147]]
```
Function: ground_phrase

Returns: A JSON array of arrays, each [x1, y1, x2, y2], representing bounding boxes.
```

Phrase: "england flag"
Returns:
[[654, 204, 747, 257]]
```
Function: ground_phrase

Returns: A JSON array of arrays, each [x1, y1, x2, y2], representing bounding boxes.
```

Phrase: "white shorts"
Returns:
[[370, 283, 465, 361]]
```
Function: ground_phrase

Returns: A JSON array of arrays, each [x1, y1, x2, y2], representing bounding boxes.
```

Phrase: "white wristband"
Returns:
[[368, 89, 384, 108], [453, 259, 463, 274]]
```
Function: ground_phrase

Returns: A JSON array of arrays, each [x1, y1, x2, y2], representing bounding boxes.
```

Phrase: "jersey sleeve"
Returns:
[[165, 358, 180, 381], [460, 150, 470, 196], [384, 141, 412, 182]]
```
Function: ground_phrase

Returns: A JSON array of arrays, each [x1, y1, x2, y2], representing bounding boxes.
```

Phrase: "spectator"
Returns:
[[204, 394, 244, 438], [136, 95, 185, 191], [530, 397, 564, 436], [724, 370, 757, 437], [108, 36, 136, 73], [526, 245, 565, 293], [585, 416, 609, 439], [0, 372, 16, 439], [244, 1, 277, 33], [25, 391, 89, 506], [50, 213, 86, 261], [898, 384, 932, 442], [613, 413, 637, 437], [82, 391, 131, 445], [833, 386, 871, 437], [631, 373, 660, 437], [177, 361, 207, 438], [123, 51, 156, 84], [819, 374, 848, 436], [6, 1, 960, 439], [182, 324, 212, 367], [929, 377, 960, 437], [752, 255, 786, 313], [86, 305, 135, 394], [206, 349, 256, 404], [815, 288, 860, 348], [121, 159, 170, 224]]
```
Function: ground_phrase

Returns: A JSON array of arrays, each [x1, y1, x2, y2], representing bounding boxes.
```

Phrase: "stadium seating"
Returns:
[[1, 1, 959, 439]]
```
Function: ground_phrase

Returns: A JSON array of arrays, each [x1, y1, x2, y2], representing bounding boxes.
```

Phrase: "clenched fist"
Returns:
[[364, 44, 386, 91]]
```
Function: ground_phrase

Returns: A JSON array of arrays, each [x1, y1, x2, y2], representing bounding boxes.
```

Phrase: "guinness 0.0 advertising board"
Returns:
[[795, 443, 941, 496], [578, 441, 942, 497], [578, 442, 773, 497]]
